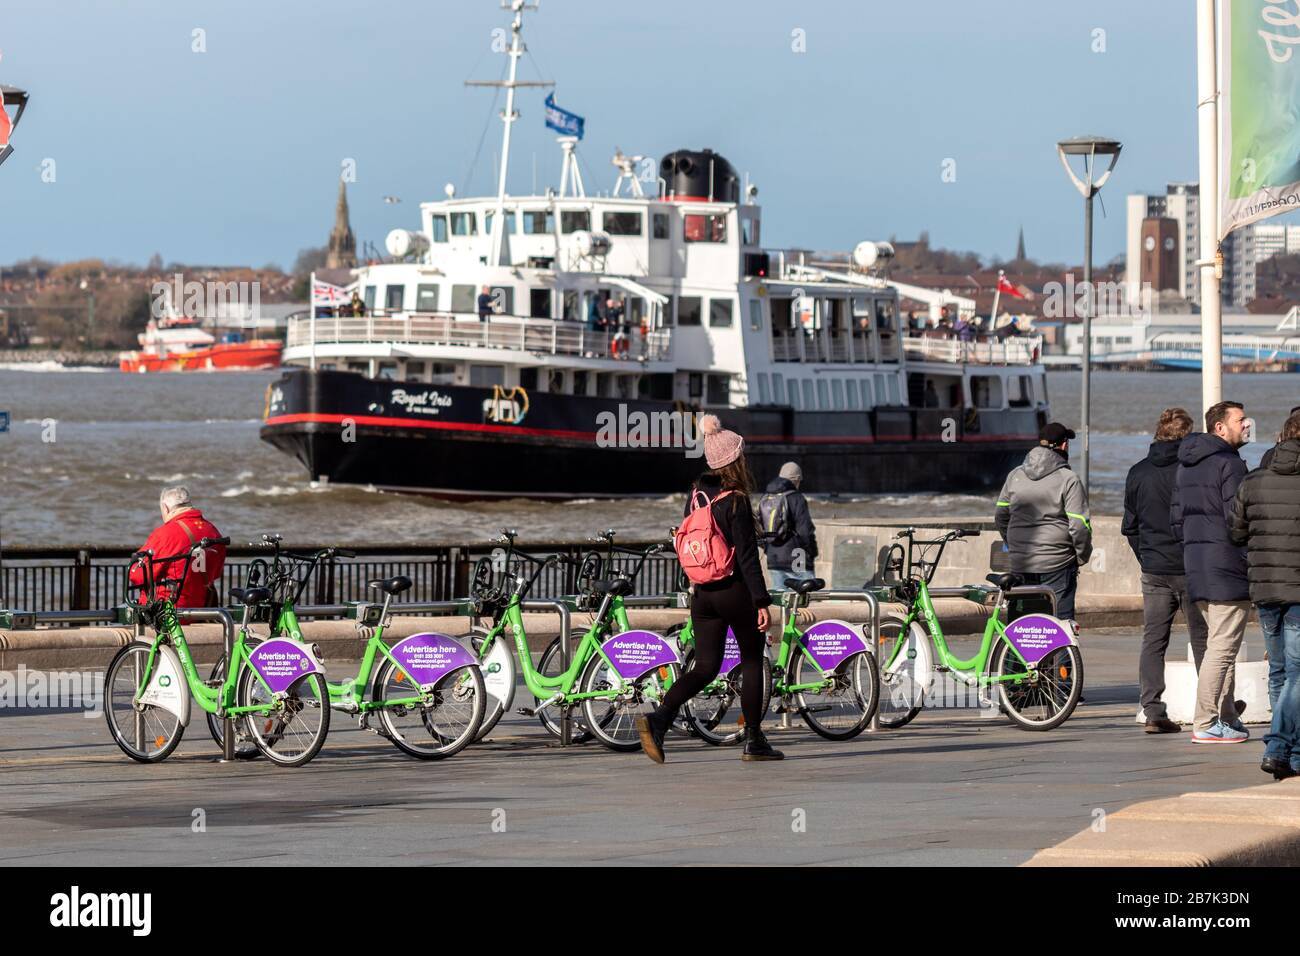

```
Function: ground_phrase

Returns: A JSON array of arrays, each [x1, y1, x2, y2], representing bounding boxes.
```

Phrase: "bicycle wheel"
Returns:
[[792, 648, 878, 740], [235, 667, 331, 767], [469, 628, 513, 741], [534, 636, 596, 744], [579, 654, 680, 752], [374, 659, 486, 759], [993, 640, 1083, 731], [104, 641, 185, 763], [206, 642, 260, 759], [681, 647, 773, 746], [876, 614, 929, 729]]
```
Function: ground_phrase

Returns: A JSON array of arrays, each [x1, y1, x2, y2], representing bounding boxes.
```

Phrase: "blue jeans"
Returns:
[[1018, 563, 1078, 621], [1257, 603, 1300, 766], [770, 568, 813, 590]]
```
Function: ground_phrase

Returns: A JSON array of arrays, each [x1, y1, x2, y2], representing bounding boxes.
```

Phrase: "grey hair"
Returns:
[[159, 486, 192, 513]]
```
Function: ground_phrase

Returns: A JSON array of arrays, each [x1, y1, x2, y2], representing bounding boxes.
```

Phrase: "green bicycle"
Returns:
[[672, 578, 880, 743], [243, 534, 486, 759], [876, 527, 1084, 731], [469, 529, 680, 751], [104, 536, 332, 767]]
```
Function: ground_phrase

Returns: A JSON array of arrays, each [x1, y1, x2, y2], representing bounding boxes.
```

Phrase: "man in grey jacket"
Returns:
[[993, 422, 1093, 622]]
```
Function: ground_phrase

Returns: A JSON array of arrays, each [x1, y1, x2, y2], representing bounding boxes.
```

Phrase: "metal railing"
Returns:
[[900, 334, 1042, 365], [0, 541, 682, 614], [286, 312, 672, 362]]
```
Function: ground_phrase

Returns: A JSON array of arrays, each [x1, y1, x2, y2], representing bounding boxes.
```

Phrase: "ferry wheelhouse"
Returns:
[[262, 3, 1048, 498]]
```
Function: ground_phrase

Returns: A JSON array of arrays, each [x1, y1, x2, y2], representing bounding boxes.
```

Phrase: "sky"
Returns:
[[0, 0, 1221, 270]]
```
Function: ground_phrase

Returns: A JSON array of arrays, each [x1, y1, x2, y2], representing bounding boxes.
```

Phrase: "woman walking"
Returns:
[[636, 414, 782, 763]]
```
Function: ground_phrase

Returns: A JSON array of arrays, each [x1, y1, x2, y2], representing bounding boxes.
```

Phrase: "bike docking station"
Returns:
[[776, 588, 883, 731]]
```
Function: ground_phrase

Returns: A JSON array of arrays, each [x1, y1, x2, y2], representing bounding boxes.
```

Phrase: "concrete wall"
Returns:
[[818, 515, 1141, 597]]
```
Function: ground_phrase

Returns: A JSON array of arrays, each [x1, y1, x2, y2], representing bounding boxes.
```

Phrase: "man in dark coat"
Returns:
[[761, 462, 818, 589], [1229, 410, 1300, 778], [1122, 407, 1207, 734], [1171, 400, 1251, 743], [1259, 404, 1300, 471]]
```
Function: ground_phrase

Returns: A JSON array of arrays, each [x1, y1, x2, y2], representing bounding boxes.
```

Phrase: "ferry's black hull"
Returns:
[[261, 369, 1042, 498]]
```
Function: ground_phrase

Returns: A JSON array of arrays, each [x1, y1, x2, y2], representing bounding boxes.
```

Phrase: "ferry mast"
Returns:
[[464, 0, 553, 265]]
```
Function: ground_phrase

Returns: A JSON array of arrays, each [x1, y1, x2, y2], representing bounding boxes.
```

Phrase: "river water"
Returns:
[[0, 366, 1293, 547]]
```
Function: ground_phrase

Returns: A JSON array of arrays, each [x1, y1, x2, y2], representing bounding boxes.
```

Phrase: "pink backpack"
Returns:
[[675, 489, 735, 584]]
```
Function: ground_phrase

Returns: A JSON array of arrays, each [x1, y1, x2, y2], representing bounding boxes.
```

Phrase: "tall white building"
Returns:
[[1253, 223, 1300, 261], [1124, 182, 1257, 308]]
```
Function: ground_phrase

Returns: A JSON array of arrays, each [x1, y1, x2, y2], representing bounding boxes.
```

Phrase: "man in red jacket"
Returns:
[[129, 487, 226, 607]]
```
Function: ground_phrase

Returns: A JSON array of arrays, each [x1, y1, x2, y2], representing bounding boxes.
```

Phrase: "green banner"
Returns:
[[1221, 0, 1300, 238]]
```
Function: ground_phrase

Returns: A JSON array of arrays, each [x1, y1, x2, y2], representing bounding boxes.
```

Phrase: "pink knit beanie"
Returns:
[[699, 414, 744, 469]]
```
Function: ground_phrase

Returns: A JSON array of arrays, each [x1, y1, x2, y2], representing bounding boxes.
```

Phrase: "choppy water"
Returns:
[[0, 367, 1292, 547]]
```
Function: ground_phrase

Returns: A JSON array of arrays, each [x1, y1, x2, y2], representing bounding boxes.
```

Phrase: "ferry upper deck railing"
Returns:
[[286, 311, 672, 362], [900, 333, 1042, 366]]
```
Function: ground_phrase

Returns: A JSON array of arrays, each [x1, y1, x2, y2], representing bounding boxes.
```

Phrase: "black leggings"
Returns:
[[658, 576, 767, 730]]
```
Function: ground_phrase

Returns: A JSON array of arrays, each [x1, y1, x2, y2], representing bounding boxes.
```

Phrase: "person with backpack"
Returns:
[[760, 462, 818, 589], [637, 414, 780, 764]]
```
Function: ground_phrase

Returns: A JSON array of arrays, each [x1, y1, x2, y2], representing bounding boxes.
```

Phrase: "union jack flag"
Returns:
[[312, 279, 351, 306]]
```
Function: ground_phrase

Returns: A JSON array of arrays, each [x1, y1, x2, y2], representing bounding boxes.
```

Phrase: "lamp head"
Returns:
[[1057, 135, 1122, 198]]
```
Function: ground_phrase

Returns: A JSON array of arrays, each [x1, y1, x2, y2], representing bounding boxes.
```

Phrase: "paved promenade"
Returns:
[[0, 627, 1271, 866]]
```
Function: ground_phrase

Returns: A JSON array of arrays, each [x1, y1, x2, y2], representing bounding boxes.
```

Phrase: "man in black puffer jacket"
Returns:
[[1171, 401, 1251, 743], [1122, 408, 1208, 734], [1230, 411, 1300, 778]]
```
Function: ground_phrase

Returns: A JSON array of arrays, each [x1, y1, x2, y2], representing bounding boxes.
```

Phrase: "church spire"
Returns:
[[1015, 225, 1026, 262], [326, 179, 356, 269]]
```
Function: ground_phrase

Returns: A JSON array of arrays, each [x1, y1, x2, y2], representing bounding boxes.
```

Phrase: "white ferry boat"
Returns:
[[262, 2, 1048, 498]]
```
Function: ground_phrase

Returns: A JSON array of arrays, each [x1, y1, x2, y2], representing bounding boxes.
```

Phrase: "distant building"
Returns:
[[1253, 223, 1300, 262], [1125, 182, 1259, 308], [326, 180, 357, 269]]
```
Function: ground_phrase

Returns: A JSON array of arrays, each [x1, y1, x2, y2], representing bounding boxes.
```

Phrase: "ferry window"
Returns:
[[887, 376, 901, 404], [845, 379, 858, 409], [770, 372, 783, 402], [707, 374, 729, 405], [377, 362, 398, 381], [547, 368, 565, 393], [688, 373, 703, 399], [770, 297, 792, 330], [450, 212, 477, 236], [602, 211, 642, 236], [1040, 372, 1049, 405], [560, 210, 590, 233], [363, 286, 377, 311], [802, 380, 815, 409], [1009, 374, 1033, 408], [470, 365, 505, 387], [451, 285, 477, 313], [488, 286, 513, 315], [385, 286, 405, 312], [484, 210, 517, 234], [874, 374, 886, 406], [852, 297, 870, 318], [816, 379, 830, 409], [416, 284, 439, 312], [709, 299, 733, 328], [678, 296, 702, 327], [348, 361, 369, 375], [787, 378, 800, 409], [562, 290, 580, 320], [749, 300, 763, 331], [616, 375, 633, 399], [529, 288, 552, 319], [757, 373, 771, 404], [522, 210, 554, 234], [684, 213, 726, 243], [875, 299, 896, 330], [831, 379, 845, 409], [404, 361, 426, 381], [429, 362, 456, 385], [742, 217, 758, 246], [431, 215, 449, 243], [653, 212, 669, 239]]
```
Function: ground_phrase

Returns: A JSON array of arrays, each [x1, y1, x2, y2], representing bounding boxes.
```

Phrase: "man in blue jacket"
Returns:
[[1171, 400, 1252, 743]]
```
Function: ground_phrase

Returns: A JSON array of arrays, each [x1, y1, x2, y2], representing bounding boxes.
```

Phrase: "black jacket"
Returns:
[[685, 474, 771, 608], [1121, 439, 1186, 575], [1171, 433, 1249, 603], [760, 476, 818, 571], [1229, 439, 1300, 606]]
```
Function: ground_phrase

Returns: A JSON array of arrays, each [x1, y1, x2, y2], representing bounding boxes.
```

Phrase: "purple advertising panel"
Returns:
[[801, 620, 869, 672], [248, 638, 324, 694], [600, 630, 680, 681], [389, 633, 478, 687], [720, 628, 741, 675], [1002, 614, 1074, 664]]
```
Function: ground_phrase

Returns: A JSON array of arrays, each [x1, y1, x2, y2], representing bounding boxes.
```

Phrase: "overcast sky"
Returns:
[[0, 0, 1223, 270]]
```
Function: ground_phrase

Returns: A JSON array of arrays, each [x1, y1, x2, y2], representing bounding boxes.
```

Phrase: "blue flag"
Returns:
[[544, 93, 584, 139]]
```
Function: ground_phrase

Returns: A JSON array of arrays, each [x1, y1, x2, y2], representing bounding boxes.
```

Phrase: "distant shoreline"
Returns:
[[0, 349, 118, 367]]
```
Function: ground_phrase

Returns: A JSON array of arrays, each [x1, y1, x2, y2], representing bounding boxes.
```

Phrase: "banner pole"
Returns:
[[990, 271, 1002, 329], [1197, 0, 1221, 416]]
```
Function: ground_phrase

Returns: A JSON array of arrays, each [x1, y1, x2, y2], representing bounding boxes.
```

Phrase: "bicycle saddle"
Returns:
[[985, 572, 1024, 591], [368, 575, 412, 596], [592, 577, 633, 597], [230, 586, 272, 606], [789, 577, 825, 595]]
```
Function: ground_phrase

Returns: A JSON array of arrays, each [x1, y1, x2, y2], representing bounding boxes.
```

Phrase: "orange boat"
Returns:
[[119, 316, 282, 373]]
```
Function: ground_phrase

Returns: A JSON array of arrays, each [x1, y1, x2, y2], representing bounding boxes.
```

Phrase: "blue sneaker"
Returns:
[[1191, 719, 1249, 743], [1227, 718, 1249, 734]]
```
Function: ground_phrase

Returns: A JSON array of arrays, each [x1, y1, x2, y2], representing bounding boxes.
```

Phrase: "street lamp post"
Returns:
[[1057, 136, 1122, 494]]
